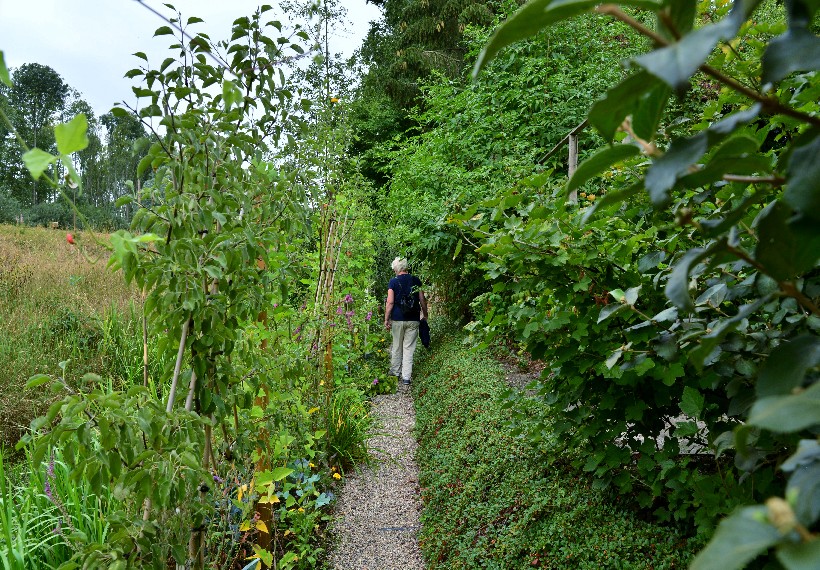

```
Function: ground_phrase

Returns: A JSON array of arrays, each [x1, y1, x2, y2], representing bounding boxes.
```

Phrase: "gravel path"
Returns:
[[328, 386, 425, 570]]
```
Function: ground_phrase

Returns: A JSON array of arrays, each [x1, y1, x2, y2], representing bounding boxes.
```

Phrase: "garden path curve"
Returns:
[[328, 386, 424, 570]]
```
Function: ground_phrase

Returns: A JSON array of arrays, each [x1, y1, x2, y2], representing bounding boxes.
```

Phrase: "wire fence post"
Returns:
[[568, 132, 579, 204]]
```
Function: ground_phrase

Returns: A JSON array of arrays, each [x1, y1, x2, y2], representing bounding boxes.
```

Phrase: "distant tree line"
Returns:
[[0, 62, 148, 230]]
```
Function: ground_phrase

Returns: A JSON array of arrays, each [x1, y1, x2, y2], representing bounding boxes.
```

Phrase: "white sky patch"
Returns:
[[0, 0, 381, 115]]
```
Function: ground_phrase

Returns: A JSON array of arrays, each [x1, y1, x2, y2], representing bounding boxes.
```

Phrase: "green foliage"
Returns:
[[413, 319, 701, 568], [382, 12, 648, 318], [461, 0, 820, 565]]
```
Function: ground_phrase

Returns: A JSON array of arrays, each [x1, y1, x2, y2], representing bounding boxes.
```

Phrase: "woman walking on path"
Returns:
[[384, 257, 428, 386]]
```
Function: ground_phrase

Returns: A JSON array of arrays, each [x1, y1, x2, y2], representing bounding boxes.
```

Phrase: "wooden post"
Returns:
[[568, 133, 579, 204]]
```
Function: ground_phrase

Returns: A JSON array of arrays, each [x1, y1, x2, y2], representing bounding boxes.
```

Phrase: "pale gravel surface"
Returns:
[[328, 386, 425, 570]]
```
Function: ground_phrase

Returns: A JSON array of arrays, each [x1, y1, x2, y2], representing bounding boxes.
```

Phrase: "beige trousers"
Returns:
[[390, 320, 420, 381]]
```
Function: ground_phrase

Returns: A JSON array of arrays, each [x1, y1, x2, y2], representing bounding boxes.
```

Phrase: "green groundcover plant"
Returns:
[[413, 319, 702, 569]]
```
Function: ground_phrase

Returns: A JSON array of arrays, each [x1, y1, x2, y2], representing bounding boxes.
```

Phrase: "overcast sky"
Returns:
[[0, 0, 381, 116]]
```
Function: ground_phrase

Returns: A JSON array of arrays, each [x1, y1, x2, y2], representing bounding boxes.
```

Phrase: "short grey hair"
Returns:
[[391, 257, 407, 273]]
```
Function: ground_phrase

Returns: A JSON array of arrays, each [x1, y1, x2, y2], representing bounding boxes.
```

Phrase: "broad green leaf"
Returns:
[[646, 133, 707, 205], [580, 182, 642, 225], [785, 130, 820, 220], [566, 144, 640, 193], [756, 201, 820, 280], [110, 107, 130, 118], [638, 250, 667, 272], [26, 374, 51, 389], [757, 335, 820, 398], [22, 148, 57, 180], [680, 386, 705, 418], [624, 286, 641, 306], [748, 381, 820, 433], [609, 288, 625, 303], [137, 154, 153, 178], [652, 307, 678, 322], [689, 506, 781, 570], [472, 0, 662, 77], [154, 26, 174, 37], [115, 195, 133, 208], [605, 349, 624, 369], [222, 79, 241, 111], [777, 539, 820, 570], [133, 51, 148, 61], [762, 27, 820, 83], [660, 0, 697, 38], [785, 459, 820, 525], [588, 72, 661, 140], [781, 439, 820, 472], [678, 135, 770, 188], [700, 190, 769, 238], [679, 155, 772, 189], [634, 0, 759, 90], [597, 303, 626, 323], [690, 298, 768, 369], [269, 466, 293, 481], [632, 81, 671, 141], [0, 51, 11, 87], [695, 283, 728, 307], [646, 106, 760, 206], [665, 240, 726, 311], [55, 114, 89, 155]]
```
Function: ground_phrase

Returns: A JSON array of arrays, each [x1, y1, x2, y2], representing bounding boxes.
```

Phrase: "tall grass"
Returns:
[[0, 224, 142, 451], [325, 387, 375, 471], [0, 447, 116, 568]]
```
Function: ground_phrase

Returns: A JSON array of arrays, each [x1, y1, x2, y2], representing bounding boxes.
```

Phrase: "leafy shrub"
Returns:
[[462, 0, 820, 566], [0, 192, 22, 225], [413, 319, 701, 568], [24, 200, 73, 228]]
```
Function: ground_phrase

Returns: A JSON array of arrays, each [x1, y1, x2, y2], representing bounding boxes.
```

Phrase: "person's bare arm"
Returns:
[[384, 288, 395, 329], [419, 290, 429, 320]]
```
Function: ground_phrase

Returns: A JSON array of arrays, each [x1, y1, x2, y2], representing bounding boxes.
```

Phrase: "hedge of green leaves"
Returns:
[[389, 0, 819, 565], [413, 320, 702, 569]]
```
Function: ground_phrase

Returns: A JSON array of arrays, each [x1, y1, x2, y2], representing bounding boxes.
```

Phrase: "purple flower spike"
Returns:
[[366, 311, 372, 321], [44, 479, 54, 502], [344, 294, 354, 304], [372, 378, 379, 385], [336, 306, 344, 315]]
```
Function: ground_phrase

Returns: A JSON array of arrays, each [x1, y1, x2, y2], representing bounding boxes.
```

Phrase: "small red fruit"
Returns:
[[66, 233, 75, 245]]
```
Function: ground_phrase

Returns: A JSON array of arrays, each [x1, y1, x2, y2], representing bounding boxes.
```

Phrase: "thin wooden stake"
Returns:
[[166, 320, 189, 413], [568, 134, 579, 204]]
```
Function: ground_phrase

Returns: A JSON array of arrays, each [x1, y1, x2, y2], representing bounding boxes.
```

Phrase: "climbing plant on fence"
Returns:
[[464, 0, 819, 567]]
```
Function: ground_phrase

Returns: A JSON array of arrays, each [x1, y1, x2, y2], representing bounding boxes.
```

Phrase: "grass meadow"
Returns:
[[0, 224, 142, 452]]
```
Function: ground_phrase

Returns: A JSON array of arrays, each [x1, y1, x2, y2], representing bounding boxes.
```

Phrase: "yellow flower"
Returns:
[[298, 507, 305, 513], [333, 472, 341, 480], [309, 462, 316, 469]]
